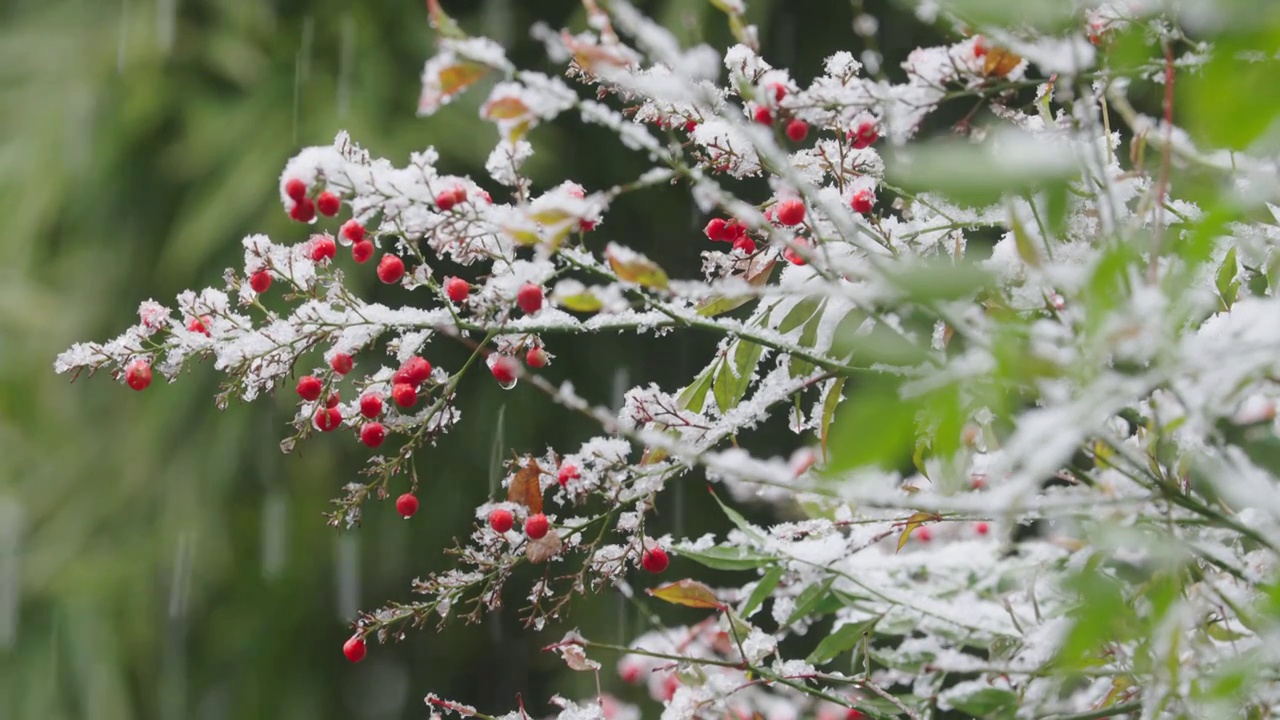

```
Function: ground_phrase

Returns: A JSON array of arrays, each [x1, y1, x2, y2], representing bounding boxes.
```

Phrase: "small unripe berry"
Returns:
[[435, 189, 457, 211], [377, 254, 405, 284], [296, 375, 323, 401], [341, 220, 366, 243], [975, 522, 990, 536], [785, 118, 809, 142], [249, 270, 272, 293], [330, 353, 354, 375], [516, 283, 544, 314], [524, 513, 549, 539], [343, 635, 366, 663], [445, 277, 471, 302], [395, 493, 418, 518], [489, 508, 514, 533], [317, 191, 340, 217], [525, 346, 548, 369], [125, 360, 152, 391], [557, 464, 579, 487], [284, 178, 307, 202], [310, 236, 336, 263], [490, 356, 518, 385], [359, 393, 383, 418], [401, 356, 432, 385], [851, 189, 874, 215], [776, 199, 805, 227], [391, 383, 417, 408], [315, 406, 342, 432], [351, 239, 374, 264], [642, 547, 669, 574], [289, 197, 316, 222], [753, 106, 773, 125]]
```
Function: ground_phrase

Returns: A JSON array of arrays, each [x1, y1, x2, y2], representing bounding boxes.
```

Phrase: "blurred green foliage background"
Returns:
[[0, 1, 941, 718]]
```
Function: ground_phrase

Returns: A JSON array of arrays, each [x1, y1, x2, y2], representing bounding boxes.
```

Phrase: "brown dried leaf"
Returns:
[[525, 528, 562, 563], [646, 579, 724, 610], [983, 47, 1022, 78], [896, 511, 940, 553], [507, 458, 544, 514]]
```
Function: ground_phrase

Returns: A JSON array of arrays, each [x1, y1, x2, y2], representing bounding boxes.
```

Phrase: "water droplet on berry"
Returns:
[[496, 376, 517, 391]]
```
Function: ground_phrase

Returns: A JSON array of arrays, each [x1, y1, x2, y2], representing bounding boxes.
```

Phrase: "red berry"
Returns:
[[450, 186, 468, 205], [516, 283, 544, 314], [642, 547, 669, 574], [391, 383, 417, 408], [359, 393, 383, 418], [851, 189, 874, 215], [776, 199, 805, 227], [489, 508, 514, 533], [343, 635, 366, 663], [290, 197, 316, 222], [435, 189, 457, 211], [125, 360, 152, 391], [351, 239, 374, 264], [395, 493, 419, 518], [341, 220, 366, 243], [491, 356, 518, 385], [377, 254, 405, 284], [769, 83, 787, 102], [310, 235, 336, 262], [402, 356, 432, 385], [315, 406, 342, 432], [249, 270, 272, 293], [785, 118, 809, 142], [973, 36, 988, 58], [784, 239, 809, 266], [578, 219, 597, 233], [851, 122, 879, 150], [975, 522, 990, 536], [684, 119, 698, 133], [325, 392, 341, 409], [285, 178, 307, 202], [557, 464, 579, 487], [391, 369, 413, 386], [915, 526, 932, 543], [732, 236, 757, 254], [296, 375, 323, 401], [330, 352, 354, 375], [479, 190, 492, 203], [704, 218, 730, 242], [524, 513, 549, 539], [753, 106, 773, 125], [188, 315, 212, 336], [317, 191, 340, 217], [445, 277, 471, 303], [525, 346, 548, 369]]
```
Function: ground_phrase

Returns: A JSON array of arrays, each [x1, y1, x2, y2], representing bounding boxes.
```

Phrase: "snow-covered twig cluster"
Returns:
[[56, 0, 1280, 717]]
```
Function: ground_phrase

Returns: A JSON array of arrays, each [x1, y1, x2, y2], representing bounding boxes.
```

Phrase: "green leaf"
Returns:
[[785, 577, 835, 626], [1010, 209, 1042, 268], [1217, 246, 1239, 309], [708, 488, 766, 543], [789, 301, 826, 378], [741, 566, 783, 618], [1185, 22, 1280, 151], [819, 377, 846, 463], [886, 129, 1077, 206], [676, 367, 715, 413], [826, 380, 918, 474], [807, 616, 880, 665], [713, 339, 765, 413], [947, 687, 1019, 717], [678, 545, 773, 571]]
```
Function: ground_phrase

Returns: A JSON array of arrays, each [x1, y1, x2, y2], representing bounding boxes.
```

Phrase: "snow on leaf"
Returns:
[[606, 243, 670, 289]]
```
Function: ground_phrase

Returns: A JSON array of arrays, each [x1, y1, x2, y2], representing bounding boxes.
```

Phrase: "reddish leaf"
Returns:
[[507, 458, 544, 514]]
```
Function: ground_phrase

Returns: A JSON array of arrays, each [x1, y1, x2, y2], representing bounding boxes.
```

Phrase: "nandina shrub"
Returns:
[[55, 0, 1280, 717]]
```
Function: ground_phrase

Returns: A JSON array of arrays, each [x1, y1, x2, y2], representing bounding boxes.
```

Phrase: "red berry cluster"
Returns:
[[703, 218, 757, 255], [847, 120, 879, 150], [750, 82, 810, 144], [284, 178, 343, 223]]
